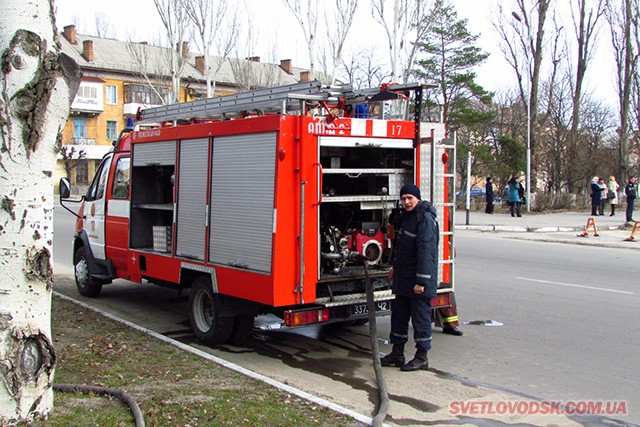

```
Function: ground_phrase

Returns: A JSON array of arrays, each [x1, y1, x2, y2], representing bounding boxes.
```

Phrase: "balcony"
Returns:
[[123, 102, 162, 116]]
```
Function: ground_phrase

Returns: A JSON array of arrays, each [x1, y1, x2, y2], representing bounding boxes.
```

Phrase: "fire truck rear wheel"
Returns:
[[188, 277, 233, 345], [74, 246, 103, 297]]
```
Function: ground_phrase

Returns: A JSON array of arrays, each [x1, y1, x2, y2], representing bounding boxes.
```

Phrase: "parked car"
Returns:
[[456, 186, 486, 198]]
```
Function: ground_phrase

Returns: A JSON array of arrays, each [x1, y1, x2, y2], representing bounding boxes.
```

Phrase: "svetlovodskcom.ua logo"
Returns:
[[449, 400, 627, 416]]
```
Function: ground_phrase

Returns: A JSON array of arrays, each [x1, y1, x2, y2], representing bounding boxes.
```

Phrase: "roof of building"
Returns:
[[59, 27, 301, 89]]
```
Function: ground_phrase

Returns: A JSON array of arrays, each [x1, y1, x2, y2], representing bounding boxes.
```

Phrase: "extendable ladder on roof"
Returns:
[[136, 80, 432, 125]]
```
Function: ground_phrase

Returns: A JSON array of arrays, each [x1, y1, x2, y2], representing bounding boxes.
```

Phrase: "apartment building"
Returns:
[[57, 25, 307, 189]]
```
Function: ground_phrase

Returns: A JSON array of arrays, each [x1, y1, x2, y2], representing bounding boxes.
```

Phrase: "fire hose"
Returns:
[[54, 383, 145, 427], [359, 256, 389, 427]]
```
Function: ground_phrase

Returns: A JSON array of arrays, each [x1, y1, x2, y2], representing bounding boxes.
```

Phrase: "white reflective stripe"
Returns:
[[107, 199, 129, 218], [415, 337, 432, 342], [319, 136, 413, 148], [417, 274, 431, 279], [351, 118, 367, 135], [372, 120, 387, 136], [391, 332, 409, 339], [404, 230, 416, 237]]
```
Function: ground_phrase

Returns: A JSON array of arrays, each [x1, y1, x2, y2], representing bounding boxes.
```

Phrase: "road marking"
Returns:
[[516, 277, 635, 295]]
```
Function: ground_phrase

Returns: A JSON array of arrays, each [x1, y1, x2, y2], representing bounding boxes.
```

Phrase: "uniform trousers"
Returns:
[[390, 294, 432, 351]]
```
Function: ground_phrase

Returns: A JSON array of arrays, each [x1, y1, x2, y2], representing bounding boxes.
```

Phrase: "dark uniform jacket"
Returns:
[[591, 182, 602, 206], [625, 181, 637, 200], [392, 200, 439, 299]]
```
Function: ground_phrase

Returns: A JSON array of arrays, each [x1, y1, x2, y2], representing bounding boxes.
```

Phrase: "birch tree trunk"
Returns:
[[0, 0, 80, 424]]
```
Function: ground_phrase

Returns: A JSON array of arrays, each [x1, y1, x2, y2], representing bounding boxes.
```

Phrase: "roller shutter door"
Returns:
[[209, 132, 276, 274]]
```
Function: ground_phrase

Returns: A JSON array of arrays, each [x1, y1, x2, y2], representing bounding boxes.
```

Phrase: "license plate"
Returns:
[[350, 300, 390, 316]]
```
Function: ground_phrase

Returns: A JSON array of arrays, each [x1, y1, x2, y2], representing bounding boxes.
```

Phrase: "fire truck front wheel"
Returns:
[[74, 246, 103, 297], [188, 277, 233, 345]]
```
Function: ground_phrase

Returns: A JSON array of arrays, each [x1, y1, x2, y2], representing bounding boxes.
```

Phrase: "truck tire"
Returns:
[[74, 246, 103, 297], [188, 277, 233, 345], [228, 315, 255, 346]]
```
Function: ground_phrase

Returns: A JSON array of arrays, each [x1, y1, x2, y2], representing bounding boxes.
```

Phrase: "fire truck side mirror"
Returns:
[[59, 178, 71, 199]]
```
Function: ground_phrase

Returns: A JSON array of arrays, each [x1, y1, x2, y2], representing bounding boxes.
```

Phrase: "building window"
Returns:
[[124, 83, 168, 105], [77, 85, 98, 99], [73, 118, 86, 143], [106, 85, 118, 104], [107, 121, 118, 140], [76, 159, 88, 184]]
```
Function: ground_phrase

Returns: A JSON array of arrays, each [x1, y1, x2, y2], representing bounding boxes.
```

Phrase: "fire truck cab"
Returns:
[[59, 81, 456, 345]]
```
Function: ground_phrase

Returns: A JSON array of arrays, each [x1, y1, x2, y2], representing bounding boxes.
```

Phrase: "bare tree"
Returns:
[[182, 0, 240, 97], [55, 133, 86, 182], [558, 0, 605, 192], [402, 0, 436, 83], [153, 0, 192, 103], [0, 0, 80, 423], [370, 0, 421, 83], [568, 0, 605, 133], [324, 0, 358, 85], [126, 39, 172, 105], [605, 0, 639, 180], [494, 0, 553, 187], [339, 47, 389, 89], [229, 12, 285, 90], [94, 12, 116, 38], [283, 0, 320, 78]]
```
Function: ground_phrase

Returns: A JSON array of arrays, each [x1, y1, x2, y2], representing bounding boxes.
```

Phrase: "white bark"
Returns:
[[325, 0, 358, 85], [182, 0, 240, 97], [370, 0, 417, 82], [0, 0, 78, 424], [283, 0, 320, 79], [153, 0, 191, 104]]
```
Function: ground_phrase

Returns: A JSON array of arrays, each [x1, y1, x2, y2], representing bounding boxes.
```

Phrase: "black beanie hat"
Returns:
[[400, 183, 421, 200]]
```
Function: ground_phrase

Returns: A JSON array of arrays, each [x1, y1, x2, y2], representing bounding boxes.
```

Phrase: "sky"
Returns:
[[53, 0, 618, 109]]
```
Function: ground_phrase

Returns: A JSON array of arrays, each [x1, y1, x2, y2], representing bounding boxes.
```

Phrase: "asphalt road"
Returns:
[[452, 230, 640, 423], [52, 205, 639, 425]]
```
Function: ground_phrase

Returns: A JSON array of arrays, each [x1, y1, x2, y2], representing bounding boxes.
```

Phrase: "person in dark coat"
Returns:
[[625, 176, 637, 222], [381, 184, 439, 371], [485, 176, 494, 214], [590, 176, 601, 216]]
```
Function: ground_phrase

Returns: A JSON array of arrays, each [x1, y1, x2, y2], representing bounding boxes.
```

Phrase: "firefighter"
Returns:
[[381, 184, 438, 371], [440, 305, 463, 336]]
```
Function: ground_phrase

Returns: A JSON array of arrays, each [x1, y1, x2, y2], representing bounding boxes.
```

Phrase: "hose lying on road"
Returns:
[[361, 259, 389, 427], [54, 383, 145, 427]]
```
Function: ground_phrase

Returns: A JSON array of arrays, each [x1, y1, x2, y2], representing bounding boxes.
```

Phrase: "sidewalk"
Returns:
[[455, 210, 640, 250]]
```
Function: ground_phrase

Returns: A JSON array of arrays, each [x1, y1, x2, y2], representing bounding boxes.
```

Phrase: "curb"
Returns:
[[455, 225, 622, 233], [52, 291, 375, 426]]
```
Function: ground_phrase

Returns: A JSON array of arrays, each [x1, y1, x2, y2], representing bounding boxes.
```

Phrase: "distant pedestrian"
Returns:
[[517, 177, 525, 207], [590, 176, 601, 216], [507, 177, 522, 217], [608, 176, 619, 216], [624, 176, 637, 222], [598, 178, 607, 216], [485, 176, 494, 214]]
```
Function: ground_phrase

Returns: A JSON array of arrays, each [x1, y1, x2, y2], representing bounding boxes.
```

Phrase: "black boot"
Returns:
[[401, 349, 429, 371], [443, 325, 463, 336], [381, 344, 405, 367]]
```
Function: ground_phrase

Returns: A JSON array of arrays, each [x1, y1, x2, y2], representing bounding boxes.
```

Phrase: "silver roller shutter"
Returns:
[[133, 140, 176, 166], [209, 132, 276, 274], [176, 138, 209, 260]]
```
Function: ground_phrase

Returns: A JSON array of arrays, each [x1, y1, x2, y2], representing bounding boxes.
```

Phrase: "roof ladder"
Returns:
[[136, 81, 346, 124]]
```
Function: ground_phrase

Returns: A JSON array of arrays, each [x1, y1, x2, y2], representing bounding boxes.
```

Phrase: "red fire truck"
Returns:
[[59, 81, 457, 345]]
